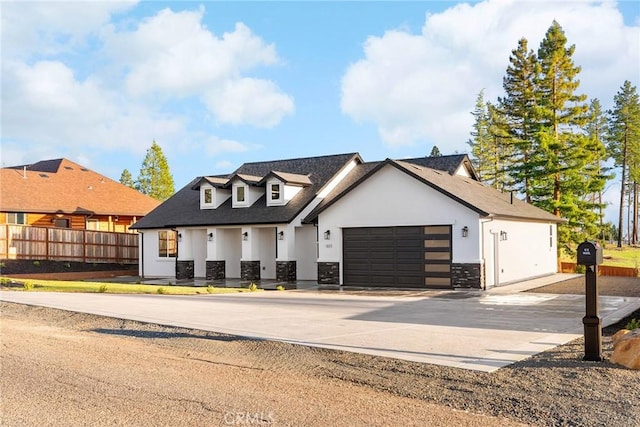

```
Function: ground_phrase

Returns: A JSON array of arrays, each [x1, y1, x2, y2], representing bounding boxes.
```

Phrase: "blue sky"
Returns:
[[1, 1, 639, 223]]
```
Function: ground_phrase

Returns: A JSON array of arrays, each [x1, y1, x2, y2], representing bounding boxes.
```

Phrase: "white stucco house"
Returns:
[[131, 153, 564, 289]]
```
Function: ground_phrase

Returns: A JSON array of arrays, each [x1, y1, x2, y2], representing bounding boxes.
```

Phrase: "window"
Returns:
[[6, 213, 26, 224], [158, 230, 177, 258], [86, 219, 99, 230], [271, 183, 281, 201], [204, 188, 212, 204], [54, 218, 69, 228], [236, 186, 245, 203]]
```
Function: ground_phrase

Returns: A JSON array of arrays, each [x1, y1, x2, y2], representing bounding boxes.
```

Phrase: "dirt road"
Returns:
[[1, 303, 524, 427]]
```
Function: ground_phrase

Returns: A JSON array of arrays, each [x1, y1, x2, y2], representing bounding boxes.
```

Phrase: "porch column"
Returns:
[[240, 227, 260, 281], [276, 224, 297, 282], [205, 228, 225, 281], [176, 228, 194, 280]]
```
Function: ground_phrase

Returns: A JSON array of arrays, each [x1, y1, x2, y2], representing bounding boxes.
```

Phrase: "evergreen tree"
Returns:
[[467, 90, 492, 182], [486, 101, 514, 191], [584, 99, 611, 240], [607, 81, 640, 247], [499, 38, 539, 202], [429, 146, 442, 157], [135, 141, 175, 201], [119, 168, 135, 189], [530, 21, 594, 247]]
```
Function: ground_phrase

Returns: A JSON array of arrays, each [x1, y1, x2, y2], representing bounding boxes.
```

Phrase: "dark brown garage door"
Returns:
[[343, 226, 452, 288]]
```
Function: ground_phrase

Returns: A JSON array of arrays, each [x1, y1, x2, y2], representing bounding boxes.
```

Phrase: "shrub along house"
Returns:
[[132, 152, 563, 289]]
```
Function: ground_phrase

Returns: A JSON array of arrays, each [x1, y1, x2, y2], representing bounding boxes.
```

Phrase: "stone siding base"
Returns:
[[206, 261, 226, 281], [451, 263, 483, 289], [276, 261, 297, 282], [176, 260, 194, 280], [241, 261, 261, 282], [318, 262, 340, 285]]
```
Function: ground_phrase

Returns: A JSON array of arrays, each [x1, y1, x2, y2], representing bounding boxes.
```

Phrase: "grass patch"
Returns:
[[0, 278, 256, 295], [561, 245, 640, 269]]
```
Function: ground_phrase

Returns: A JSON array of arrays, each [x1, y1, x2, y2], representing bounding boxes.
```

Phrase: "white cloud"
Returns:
[[203, 78, 295, 128], [205, 136, 250, 156], [1, 4, 292, 169], [341, 0, 640, 150], [1, 1, 137, 58], [102, 8, 293, 126]]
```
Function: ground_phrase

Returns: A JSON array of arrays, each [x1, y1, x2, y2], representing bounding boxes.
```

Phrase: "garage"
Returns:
[[342, 225, 452, 288]]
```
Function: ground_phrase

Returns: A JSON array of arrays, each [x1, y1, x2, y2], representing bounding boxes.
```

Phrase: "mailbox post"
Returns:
[[576, 240, 603, 362]]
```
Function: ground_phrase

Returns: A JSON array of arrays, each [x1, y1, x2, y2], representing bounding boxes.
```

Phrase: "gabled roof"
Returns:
[[191, 176, 229, 189], [1, 158, 161, 216], [258, 171, 312, 187], [305, 159, 564, 224], [402, 154, 479, 180], [132, 153, 361, 229], [222, 173, 263, 188]]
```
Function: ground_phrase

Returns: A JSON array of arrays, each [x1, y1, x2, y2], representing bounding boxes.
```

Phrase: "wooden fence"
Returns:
[[0, 225, 138, 264], [560, 261, 639, 277]]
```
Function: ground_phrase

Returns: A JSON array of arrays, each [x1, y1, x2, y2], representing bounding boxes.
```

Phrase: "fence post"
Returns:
[[5, 224, 8, 259], [46, 226, 50, 260], [83, 229, 87, 263]]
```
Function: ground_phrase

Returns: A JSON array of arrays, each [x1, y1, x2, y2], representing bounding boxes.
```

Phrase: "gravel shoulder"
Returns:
[[1, 276, 639, 427]]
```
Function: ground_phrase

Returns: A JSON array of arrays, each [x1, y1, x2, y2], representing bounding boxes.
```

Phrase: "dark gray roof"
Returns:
[[402, 154, 479, 180], [132, 153, 360, 229], [305, 159, 564, 224], [304, 154, 473, 223]]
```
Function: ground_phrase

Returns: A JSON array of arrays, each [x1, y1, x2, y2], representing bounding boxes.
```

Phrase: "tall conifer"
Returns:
[[532, 21, 594, 246], [607, 81, 640, 246], [499, 38, 538, 202], [136, 141, 175, 201]]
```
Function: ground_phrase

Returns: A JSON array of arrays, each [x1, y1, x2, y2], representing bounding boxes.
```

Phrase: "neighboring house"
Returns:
[[1, 158, 160, 233], [132, 153, 563, 289]]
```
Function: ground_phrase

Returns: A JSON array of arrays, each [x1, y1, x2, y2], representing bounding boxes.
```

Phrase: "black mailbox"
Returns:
[[577, 241, 603, 266]]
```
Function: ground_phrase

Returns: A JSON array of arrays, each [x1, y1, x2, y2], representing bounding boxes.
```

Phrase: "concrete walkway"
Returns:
[[2, 275, 638, 373]]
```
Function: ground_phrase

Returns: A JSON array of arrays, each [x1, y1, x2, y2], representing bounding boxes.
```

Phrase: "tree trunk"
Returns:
[[617, 134, 628, 248], [633, 181, 638, 245]]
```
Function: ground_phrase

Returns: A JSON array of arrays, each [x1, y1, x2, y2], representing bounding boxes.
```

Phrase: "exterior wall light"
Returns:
[[278, 231, 284, 240], [208, 232, 214, 241], [500, 230, 508, 241], [462, 226, 469, 238], [324, 230, 331, 240], [242, 231, 249, 241], [178, 233, 183, 242]]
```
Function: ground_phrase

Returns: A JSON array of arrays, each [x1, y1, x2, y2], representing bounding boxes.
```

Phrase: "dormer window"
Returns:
[[271, 183, 281, 201], [204, 188, 212, 204], [236, 186, 246, 203]]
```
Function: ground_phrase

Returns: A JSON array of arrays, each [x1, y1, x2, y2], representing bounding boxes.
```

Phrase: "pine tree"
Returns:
[[486, 101, 514, 191], [584, 99, 611, 240], [135, 141, 175, 201], [607, 81, 640, 246], [119, 169, 135, 189], [467, 90, 492, 182], [429, 146, 442, 157], [532, 21, 593, 246], [499, 38, 539, 202]]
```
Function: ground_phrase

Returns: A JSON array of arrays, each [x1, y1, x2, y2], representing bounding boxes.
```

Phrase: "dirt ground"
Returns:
[[528, 275, 640, 297], [1, 276, 639, 427]]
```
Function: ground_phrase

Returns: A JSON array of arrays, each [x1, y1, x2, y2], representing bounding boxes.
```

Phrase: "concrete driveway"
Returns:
[[2, 282, 639, 372]]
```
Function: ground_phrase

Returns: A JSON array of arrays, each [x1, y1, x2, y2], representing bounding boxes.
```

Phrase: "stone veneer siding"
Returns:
[[318, 262, 340, 285], [451, 263, 483, 289], [206, 261, 226, 281], [176, 260, 194, 280], [241, 261, 261, 281], [276, 261, 297, 282]]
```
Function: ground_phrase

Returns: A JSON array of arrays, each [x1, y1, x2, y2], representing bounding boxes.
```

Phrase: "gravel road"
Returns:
[[1, 276, 639, 427]]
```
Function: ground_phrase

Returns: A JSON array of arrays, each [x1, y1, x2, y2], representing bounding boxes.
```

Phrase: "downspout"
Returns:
[[480, 218, 494, 290]]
